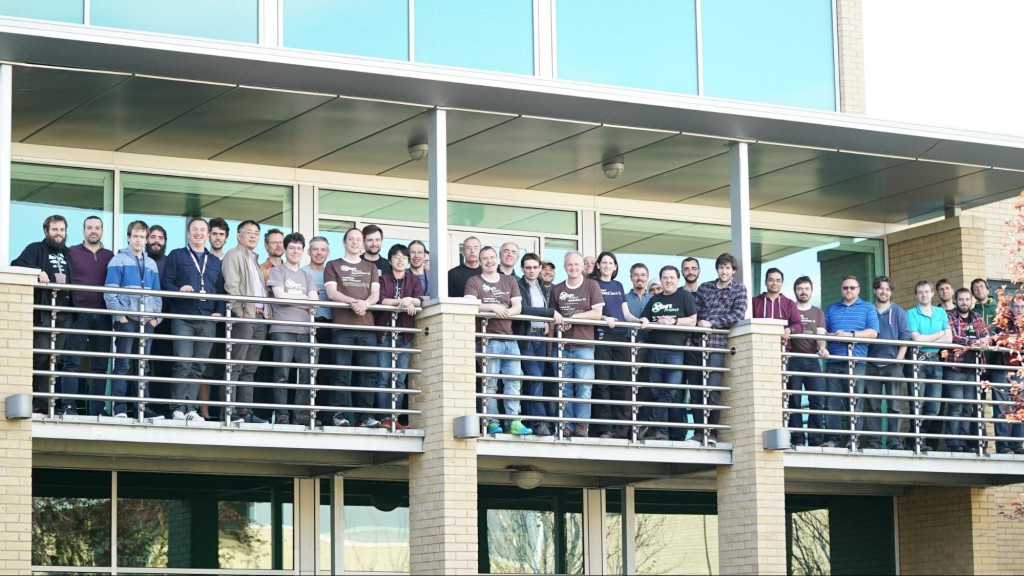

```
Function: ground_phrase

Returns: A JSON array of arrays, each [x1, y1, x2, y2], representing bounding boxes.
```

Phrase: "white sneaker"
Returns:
[[114, 412, 128, 419], [172, 410, 186, 421], [185, 411, 203, 422]]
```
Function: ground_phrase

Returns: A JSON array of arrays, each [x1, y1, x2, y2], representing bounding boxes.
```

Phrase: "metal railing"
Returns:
[[473, 313, 733, 446], [784, 333, 1023, 456], [30, 283, 422, 432]]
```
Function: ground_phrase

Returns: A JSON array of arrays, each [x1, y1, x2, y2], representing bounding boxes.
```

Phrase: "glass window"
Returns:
[[121, 173, 293, 261], [787, 494, 896, 574], [0, 0, 83, 23], [600, 214, 884, 308], [33, 469, 112, 568], [321, 479, 409, 573], [556, 0, 697, 94], [479, 485, 582, 574], [701, 0, 836, 110], [283, 0, 409, 60], [90, 0, 258, 43], [9, 163, 114, 257], [414, 0, 534, 75]]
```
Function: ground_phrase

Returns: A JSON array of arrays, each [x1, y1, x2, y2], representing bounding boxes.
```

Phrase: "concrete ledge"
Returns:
[[729, 317, 786, 337], [0, 265, 44, 285], [784, 451, 1024, 486], [417, 298, 481, 319]]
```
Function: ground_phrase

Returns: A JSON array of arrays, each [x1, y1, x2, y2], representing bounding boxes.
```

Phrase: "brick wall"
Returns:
[[836, 0, 865, 114], [964, 196, 1020, 281], [886, 216, 988, 310], [717, 319, 787, 575], [0, 269, 40, 575], [407, 301, 480, 575]]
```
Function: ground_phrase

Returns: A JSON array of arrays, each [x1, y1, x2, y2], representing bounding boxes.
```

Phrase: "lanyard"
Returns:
[[135, 254, 146, 288], [188, 249, 208, 292]]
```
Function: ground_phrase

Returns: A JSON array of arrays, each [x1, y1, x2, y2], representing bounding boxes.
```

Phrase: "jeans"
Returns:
[[824, 361, 867, 445], [647, 348, 684, 437], [992, 370, 1024, 452], [110, 320, 155, 416], [692, 352, 726, 441], [786, 356, 825, 446], [862, 363, 905, 448], [32, 312, 73, 410], [271, 331, 311, 419], [520, 337, 552, 422], [170, 318, 216, 414], [60, 312, 112, 411], [482, 339, 523, 419], [229, 320, 267, 416], [559, 347, 594, 432], [593, 331, 632, 437], [377, 339, 412, 419], [331, 329, 380, 422], [913, 361, 944, 446], [943, 370, 972, 449]]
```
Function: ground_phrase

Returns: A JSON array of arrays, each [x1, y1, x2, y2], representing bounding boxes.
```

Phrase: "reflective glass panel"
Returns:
[[121, 173, 293, 260], [0, 0, 83, 23], [33, 469, 111, 567], [556, 0, 697, 93], [91, 0, 258, 43], [787, 494, 896, 574], [283, 0, 409, 60], [702, 0, 836, 110], [414, 0, 534, 75], [10, 163, 114, 257], [600, 214, 884, 308], [326, 480, 410, 573], [479, 485, 583, 574]]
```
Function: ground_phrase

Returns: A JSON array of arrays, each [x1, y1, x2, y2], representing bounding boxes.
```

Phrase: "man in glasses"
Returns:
[[821, 276, 879, 448]]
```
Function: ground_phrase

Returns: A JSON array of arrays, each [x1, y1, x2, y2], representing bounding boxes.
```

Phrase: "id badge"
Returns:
[[199, 287, 207, 302]]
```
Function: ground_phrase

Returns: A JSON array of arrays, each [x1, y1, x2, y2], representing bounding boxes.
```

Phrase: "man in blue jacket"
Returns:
[[865, 276, 911, 450], [104, 220, 163, 419], [162, 217, 225, 422]]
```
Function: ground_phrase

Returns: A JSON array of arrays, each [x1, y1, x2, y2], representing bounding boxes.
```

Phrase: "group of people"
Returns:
[[15, 214, 430, 428], [459, 242, 745, 444], [776, 273, 1023, 454]]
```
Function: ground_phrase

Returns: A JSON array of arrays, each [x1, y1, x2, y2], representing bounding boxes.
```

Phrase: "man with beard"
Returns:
[[12, 215, 75, 412], [864, 276, 911, 450], [935, 279, 955, 312], [540, 260, 556, 291], [681, 257, 701, 294], [946, 288, 989, 452], [789, 276, 828, 447], [409, 239, 429, 298], [208, 218, 229, 260], [146, 225, 167, 277], [513, 252, 561, 436], [499, 242, 519, 277], [362, 224, 392, 275], [448, 236, 482, 298], [259, 228, 285, 285], [626, 263, 651, 320], [61, 216, 114, 415]]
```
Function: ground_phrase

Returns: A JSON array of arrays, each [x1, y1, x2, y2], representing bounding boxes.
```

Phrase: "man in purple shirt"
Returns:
[[62, 216, 114, 415]]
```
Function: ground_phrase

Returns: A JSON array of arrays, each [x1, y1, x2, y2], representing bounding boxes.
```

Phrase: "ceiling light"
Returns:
[[602, 159, 625, 179], [511, 469, 544, 490], [408, 142, 429, 161]]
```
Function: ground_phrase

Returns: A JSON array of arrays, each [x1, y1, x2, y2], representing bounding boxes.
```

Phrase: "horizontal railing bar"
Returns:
[[35, 350, 420, 375], [36, 372, 422, 395], [476, 311, 729, 334], [782, 370, 991, 387], [474, 352, 730, 373], [34, 393, 420, 416], [474, 371, 729, 391], [475, 413, 728, 430], [475, 392, 730, 410]]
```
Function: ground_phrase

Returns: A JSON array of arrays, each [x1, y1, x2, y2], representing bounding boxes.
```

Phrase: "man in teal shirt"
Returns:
[[906, 280, 952, 452]]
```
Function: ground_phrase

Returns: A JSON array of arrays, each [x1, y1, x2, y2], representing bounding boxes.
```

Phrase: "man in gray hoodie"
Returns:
[[864, 276, 911, 450]]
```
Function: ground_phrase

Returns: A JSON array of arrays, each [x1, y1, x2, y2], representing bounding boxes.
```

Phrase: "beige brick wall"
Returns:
[[887, 216, 988, 310], [963, 196, 1020, 281], [836, 0, 865, 114], [0, 269, 40, 575], [717, 319, 787, 575], [407, 301, 480, 575]]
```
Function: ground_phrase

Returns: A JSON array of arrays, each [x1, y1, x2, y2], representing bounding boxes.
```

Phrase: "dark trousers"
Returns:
[[60, 312, 112, 411], [32, 312, 73, 410], [593, 331, 632, 438]]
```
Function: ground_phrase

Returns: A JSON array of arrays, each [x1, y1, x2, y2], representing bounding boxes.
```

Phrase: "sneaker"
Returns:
[[240, 413, 267, 424], [172, 410, 187, 421], [114, 412, 128, 419], [533, 423, 553, 437], [573, 426, 588, 438], [361, 418, 382, 429], [185, 411, 204, 422], [140, 408, 164, 420], [230, 413, 244, 424], [62, 404, 77, 416], [599, 431, 615, 439], [651, 430, 670, 441], [681, 439, 702, 448], [999, 447, 1014, 455], [1014, 447, 1024, 455], [562, 426, 574, 437], [332, 415, 350, 427], [381, 418, 408, 430], [817, 440, 836, 448], [487, 421, 503, 435], [706, 433, 718, 447], [295, 414, 311, 426], [888, 443, 906, 451], [865, 442, 883, 450], [276, 413, 290, 425], [634, 426, 649, 440], [509, 420, 533, 436]]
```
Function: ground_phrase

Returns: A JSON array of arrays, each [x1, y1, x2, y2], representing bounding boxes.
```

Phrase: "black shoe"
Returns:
[[951, 446, 966, 453], [139, 407, 164, 419], [276, 413, 290, 425], [1015, 447, 1024, 455], [865, 442, 883, 450], [999, 447, 1014, 455], [533, 423, 553, 436], [294, 414, 311, 426], [888, 443, 906, 450], [61, 404, 78, 416]]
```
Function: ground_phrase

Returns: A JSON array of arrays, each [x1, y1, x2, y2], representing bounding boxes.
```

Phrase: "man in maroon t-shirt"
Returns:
[[549, 252, 604, 438], [466, 246, 531, 435], [325, 228, 381, 428]]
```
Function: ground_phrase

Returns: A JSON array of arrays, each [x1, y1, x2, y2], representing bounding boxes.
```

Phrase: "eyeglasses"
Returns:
[[841, 286, 858, 291], [240, 230, 260, 237]]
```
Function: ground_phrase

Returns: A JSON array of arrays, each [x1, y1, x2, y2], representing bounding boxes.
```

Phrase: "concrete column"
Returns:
[[0, 64, 12, 264], [0, 267, 42, 574], [427, 109, 449, 300], [729, 142, 753, 309], [408, 300, 479, 574], [716, 318, 787, 575], [835, 0, 866, 114]]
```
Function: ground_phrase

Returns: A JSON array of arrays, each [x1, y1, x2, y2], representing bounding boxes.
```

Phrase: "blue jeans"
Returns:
[[61, 312, 112, 411], [914, 361, 944, 445], [943, 370, 972, 449], [332, 329, 380, 422], [992, 370, 1024, 452], [377, 339, 412, 418], [787, 356, 825, 446], [110, 320, 154, 416], [520, 337, 552, 421], [170, 318, 216, 414], [560, 347, 594, 432], [692, 352, 727, 441], [825, 361, 867, 444], [648, 349, 684, 437], [483, 339, 523, 418]]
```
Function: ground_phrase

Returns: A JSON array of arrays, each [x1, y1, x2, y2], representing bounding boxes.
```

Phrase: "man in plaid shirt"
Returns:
[[946, 287, 989, 452], [691, 253, 748, 445]]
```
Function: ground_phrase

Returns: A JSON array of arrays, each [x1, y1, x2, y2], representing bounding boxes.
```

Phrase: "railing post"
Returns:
[[911, 347, 922, 455], [781, 340, 790, 430], [223, 308, 234, 425], [389, 311, 400, 432], [556, 324, 566, 440], [847, 341, 857, 451], [974, 353, 985, 456], [700, 332, 710, 447], [629, 327, 639, 442], [479, 317, 490, 435], [308, 310, 318, 430], [136, 294, 147, 422], [47, 287, 58, 418]]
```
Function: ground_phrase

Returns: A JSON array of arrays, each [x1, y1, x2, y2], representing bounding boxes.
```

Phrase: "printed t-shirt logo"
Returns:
[[651, 301, 678, 314], [559, 291, 584, 303]]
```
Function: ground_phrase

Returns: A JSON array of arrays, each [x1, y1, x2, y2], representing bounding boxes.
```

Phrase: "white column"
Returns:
[[730, 141, 753, 312], [0, 64, 12, 265], [428, 108, 449, 300], [620, 485, 636, 575], [330, 474, 345, 574], [293, 477, 317, 575], [582, 488, 607, 575]]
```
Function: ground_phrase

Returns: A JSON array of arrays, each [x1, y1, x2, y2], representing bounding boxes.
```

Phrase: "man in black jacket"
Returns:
[[512, 252, 561, 436], [12, 215, 75, 412]]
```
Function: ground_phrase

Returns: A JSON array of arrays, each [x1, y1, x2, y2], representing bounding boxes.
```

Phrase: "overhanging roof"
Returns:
[[3, 19, 1024, 224]]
